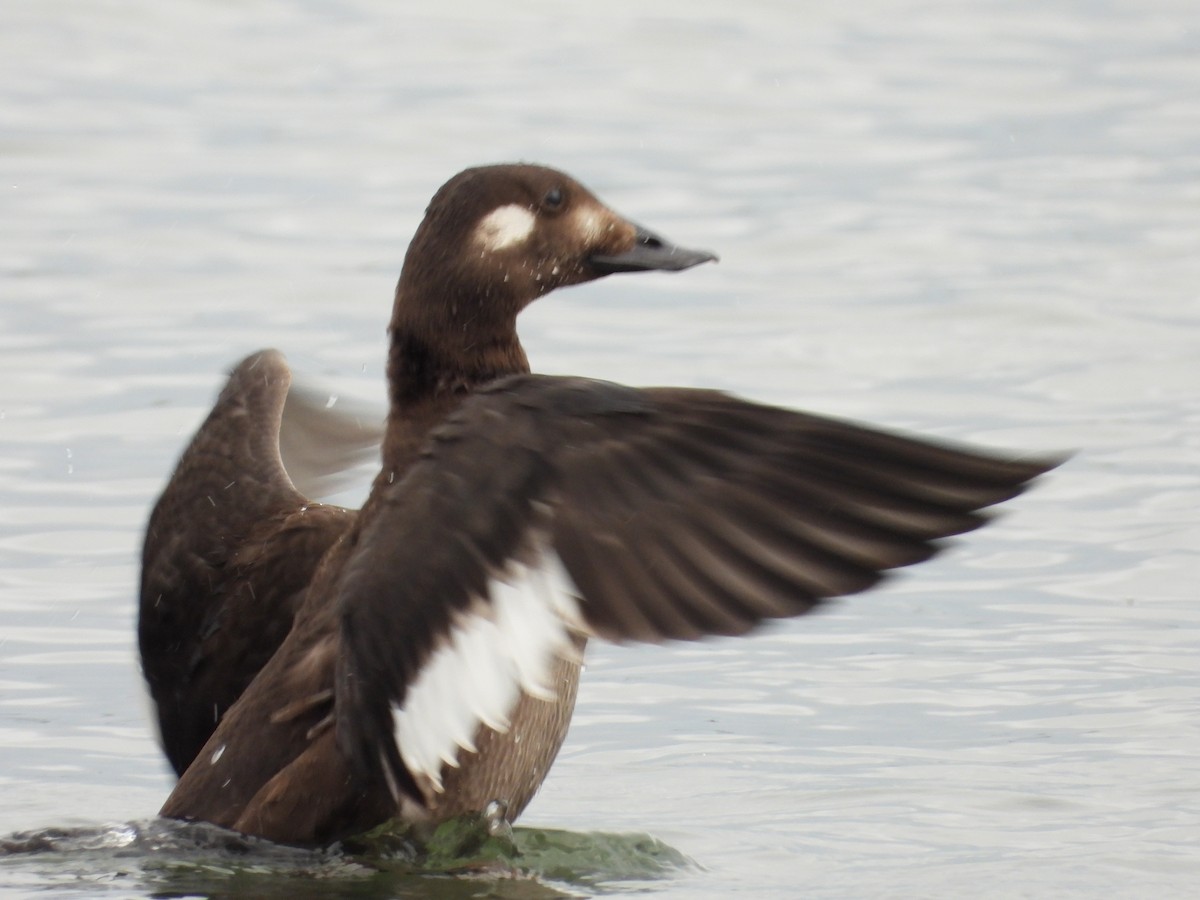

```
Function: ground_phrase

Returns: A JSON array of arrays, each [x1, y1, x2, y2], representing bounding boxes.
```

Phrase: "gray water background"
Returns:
[[2, 0, 1198, 896]]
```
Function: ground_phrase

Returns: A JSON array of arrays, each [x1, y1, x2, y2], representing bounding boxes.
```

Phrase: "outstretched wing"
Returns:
[[140, 349, 354, 775], [334, 374, 1061, 804]]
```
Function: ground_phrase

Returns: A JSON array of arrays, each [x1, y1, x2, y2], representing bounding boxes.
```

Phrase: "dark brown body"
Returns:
[[140, 165, 1060, 847]]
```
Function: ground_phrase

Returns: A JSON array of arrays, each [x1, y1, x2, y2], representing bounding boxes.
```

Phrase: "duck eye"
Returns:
[[542, 187, 565, 210]]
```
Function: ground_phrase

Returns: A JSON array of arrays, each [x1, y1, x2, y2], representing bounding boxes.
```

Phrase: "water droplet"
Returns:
[[484, 799, 512, 837], [210, 744, 226, 765]]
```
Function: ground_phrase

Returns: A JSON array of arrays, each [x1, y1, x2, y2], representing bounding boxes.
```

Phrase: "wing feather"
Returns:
[[334, 375, 1062, 806]]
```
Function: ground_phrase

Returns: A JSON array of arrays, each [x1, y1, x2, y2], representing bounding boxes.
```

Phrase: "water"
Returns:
[[2, 0, 1198, 896]]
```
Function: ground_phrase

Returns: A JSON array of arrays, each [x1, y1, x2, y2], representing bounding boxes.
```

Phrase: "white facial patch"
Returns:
[[391, 535, 587, 793], [473, 204, 536, 252], [571, 205, 608, 243]]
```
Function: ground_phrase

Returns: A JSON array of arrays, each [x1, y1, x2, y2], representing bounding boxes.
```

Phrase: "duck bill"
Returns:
[[589, 225, 718, 275]]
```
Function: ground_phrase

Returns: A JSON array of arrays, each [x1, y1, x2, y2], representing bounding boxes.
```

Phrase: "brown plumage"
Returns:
[[139, 354, 354, 776], [140, 163, 1061, 847]]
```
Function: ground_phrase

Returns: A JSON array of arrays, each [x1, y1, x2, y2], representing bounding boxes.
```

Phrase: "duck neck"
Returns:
[[379, 315, 530, 480]]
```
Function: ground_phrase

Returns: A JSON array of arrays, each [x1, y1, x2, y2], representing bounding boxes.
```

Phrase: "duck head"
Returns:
[[390, 164, 716, 353]]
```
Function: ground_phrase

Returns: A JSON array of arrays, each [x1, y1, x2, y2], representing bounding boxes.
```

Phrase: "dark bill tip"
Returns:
[[590, 225, 718, 275]]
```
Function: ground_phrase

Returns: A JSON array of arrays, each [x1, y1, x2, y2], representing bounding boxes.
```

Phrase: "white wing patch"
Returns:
[[473, 203, 536, 252], [392, 537, 587, 792]]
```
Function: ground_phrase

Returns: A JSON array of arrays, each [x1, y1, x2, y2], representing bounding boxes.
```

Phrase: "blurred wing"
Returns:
[[140, 349, 354, 775], [333, 374, 1061, 803], [279, 377, 385, 503]]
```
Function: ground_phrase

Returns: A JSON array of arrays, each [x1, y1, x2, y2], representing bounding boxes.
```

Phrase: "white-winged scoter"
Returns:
[[139, 163, 1060, 846]]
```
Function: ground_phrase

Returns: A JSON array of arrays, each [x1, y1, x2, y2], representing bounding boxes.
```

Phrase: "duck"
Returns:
[[139, 163, 1059, 847]]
